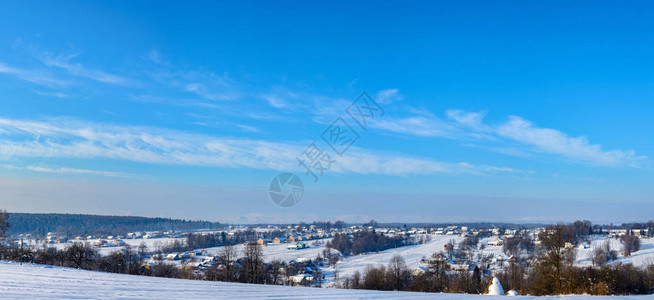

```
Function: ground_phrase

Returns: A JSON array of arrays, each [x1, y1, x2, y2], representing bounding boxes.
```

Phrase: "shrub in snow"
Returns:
[[487, 277, 504, 295], [506, 289, 518, 296]]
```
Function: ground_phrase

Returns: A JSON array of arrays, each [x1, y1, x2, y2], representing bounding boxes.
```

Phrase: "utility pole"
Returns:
[[20, 237, 24, 265]]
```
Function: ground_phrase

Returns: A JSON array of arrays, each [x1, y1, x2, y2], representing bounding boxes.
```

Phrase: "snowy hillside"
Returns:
[[0, 261, 650, 299], [575, 236, 654, 267], [327, 235, 464, 285], [322, 235, 654, 287]]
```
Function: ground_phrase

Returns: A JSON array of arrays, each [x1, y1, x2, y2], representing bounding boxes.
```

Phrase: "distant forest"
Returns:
[[7, 213, 223, 237]]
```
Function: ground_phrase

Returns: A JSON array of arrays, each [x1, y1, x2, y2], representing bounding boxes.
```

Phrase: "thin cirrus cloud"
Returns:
[[32, 90, 70, 99], [147, 57, 240, 102], [39, 53, 130, 86], [494, 116, 646, 167], [375, 109, 647, 167], [184, 83, 235, 101], [0, 61, 69, 87], [261, 94, 287, 108], [375, 89, 403, 104], [374, 116, 460, 138], [0, 117, 529, 177], [2, 165, 130, 178]]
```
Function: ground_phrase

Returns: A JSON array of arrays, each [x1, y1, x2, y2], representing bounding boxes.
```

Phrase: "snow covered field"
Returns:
[[575, 237, 654, 267], [0, 261, 650, 299], [329, 234, 464, 282]]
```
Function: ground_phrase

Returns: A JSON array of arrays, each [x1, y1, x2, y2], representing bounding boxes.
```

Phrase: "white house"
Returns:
[[488, 238, 504, 246]]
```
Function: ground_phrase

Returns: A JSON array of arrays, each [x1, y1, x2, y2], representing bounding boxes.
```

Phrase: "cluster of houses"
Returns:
[[125, 231, 184, 239], [254, 231, 336, 246], [86, 232, 182, 248], [165, 250, 205, 261], [607, 228, 650, 238], [416, 240, 509, 276], [68, 231, 185, 247], [94, 238, 126, 247], [375, 225, 524, 240], [253, 237, 325, 250], [45, 232, 67, 244]]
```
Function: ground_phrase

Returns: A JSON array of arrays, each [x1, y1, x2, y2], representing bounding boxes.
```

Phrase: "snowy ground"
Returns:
[[575, 237, 654, 267], [0, 261, 649, 299], [328, 234, 463, 284]]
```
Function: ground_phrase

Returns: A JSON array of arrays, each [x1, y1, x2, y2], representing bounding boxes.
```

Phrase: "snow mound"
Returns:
[[487, 277, 504, 295], [507, 290, 518, 296]]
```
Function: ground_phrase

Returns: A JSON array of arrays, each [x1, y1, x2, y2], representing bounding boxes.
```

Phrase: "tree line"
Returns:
[[6, 212, 223, 237], [186, 229, 288, 250], [326, 231, 415, 256]]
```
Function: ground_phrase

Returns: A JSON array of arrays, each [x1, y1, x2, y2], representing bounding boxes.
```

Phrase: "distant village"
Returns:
[[34, 223, 650, 249]]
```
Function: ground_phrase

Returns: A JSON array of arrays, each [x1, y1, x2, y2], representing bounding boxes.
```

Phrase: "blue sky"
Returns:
[[0, 1, 653, 223]]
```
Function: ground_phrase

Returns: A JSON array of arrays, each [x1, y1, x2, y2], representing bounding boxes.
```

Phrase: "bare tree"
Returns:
[[387, 254, 410, 290], [219, 245, 237, 281], [137, 242, 149, 258], [428, 253, 450, 292], [622, 234, 640, 257], [66, 242, 97, 269], [241, 243, 264, 284], [314, 267, 323, 287], [536, 225, 576, 294], [592, 240, 617, 267], [268, 259, 283, 285]]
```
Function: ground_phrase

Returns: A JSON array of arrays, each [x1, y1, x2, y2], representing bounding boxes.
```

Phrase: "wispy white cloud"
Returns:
[[2, 164, 129, 177], [0, 117, 527, 177], [376, 89, 403, 104], [445, 109, 489, 131], [376, 108, 647, 167], [374, 116, 459, 138], [144, 50, 168, 66], [237, 124, 261, 133], [39, 53, 130, 86], [258, 87, 316, 112], [481, 165, 535, 174], [149, 63, 238, 101], [494, 116, 646, 167], [331, 153, 513, 176], [185, 83, 234, 101], [0, 62, 69, 87], [261, 94, 287, 108], [33, 90, 69, 99]]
